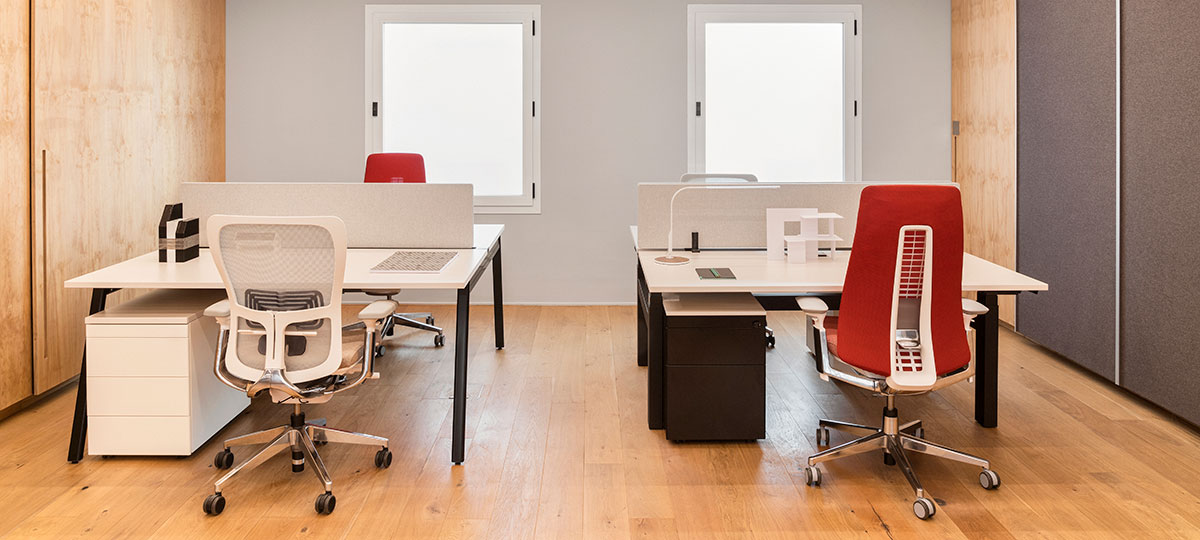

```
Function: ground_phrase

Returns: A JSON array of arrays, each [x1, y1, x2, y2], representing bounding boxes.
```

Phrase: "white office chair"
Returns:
[[680, 173, 759, 183], [201, 215, 398, 516]]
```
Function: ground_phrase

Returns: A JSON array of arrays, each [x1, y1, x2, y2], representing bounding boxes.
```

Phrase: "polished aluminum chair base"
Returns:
[[803, 395, 999, 520], [203, 405, 392, 516], [380, 310, 445, 348], [371, 292, 445, 349]]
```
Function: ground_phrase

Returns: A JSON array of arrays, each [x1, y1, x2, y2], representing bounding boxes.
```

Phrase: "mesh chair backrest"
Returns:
[[208, 215, 348, 384], [836, 185, 970, 381]]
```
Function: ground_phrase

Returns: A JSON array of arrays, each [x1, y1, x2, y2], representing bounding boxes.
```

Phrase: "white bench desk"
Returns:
[[631, 226, 1048, 431], [64, 224, 506, 465]]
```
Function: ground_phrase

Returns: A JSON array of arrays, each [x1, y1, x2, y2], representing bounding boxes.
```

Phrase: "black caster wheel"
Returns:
[[434, 334, 446, 347], [374, 448, 393, 469], [315, 492, 336, 515], [913, 497, 936, 520], [203, 493, 226, 515], [914, 427, 925, 439], [815, 427, 830, 447], [803, 466, 822, 487], [766, 335, 776, 348], [375, 344, 386, 358], [213, 449, 234, 470], [386, 325, 395, 337], [883, 451, 896, 466], [426, 315, 436, 325], [313, 437, 328, 446], [979, 469, 1001, 490]]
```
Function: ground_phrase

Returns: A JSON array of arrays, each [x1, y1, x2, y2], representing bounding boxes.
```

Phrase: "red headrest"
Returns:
[[364, 153, 426, 183]]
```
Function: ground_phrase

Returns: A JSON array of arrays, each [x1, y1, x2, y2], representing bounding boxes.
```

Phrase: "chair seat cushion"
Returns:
[[825, 316, 840, 358], [341, 327, 367, 369]]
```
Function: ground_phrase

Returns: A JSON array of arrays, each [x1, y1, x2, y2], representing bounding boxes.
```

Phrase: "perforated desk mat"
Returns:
[[370, 251, 458, 273]]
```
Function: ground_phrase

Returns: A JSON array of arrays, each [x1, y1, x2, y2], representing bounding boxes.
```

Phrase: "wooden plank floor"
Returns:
[[1, 305, 1198, 539]]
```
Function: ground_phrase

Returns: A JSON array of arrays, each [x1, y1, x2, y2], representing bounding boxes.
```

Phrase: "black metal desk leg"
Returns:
[[636, 259, 647, 367], [637, 293, 647, 367], [492, 239, 504, 350], [647, 292, 665, 430], [452, 287, 471, 464], [974, 292, 1000, 428], [68, 288, 113, 463]]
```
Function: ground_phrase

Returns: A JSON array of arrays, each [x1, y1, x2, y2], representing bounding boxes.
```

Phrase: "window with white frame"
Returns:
[[688, 5, 861, 182], [366, 5, 541, 213]]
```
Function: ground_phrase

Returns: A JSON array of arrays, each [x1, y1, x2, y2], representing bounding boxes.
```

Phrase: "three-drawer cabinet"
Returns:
[[86, 290, 249, 456]]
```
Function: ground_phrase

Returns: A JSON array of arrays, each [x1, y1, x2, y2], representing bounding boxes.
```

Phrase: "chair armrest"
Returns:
[[797, 297, 829, 315], [358, 300, 398, 322], [797, 296, 830, 329], [204, 299, 230, 318], [961, 298, 989, 316]]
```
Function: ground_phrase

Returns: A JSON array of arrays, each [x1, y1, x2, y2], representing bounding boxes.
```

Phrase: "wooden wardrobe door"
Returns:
[[0, 0, 33, 410], [31, 0, 225, 394]]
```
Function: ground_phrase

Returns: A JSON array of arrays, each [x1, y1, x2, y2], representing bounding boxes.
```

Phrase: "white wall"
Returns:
[[226, 0, 950, 304]]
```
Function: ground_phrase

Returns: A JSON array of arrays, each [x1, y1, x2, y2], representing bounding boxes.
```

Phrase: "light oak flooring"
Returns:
[[1, 306, 1199, 539]]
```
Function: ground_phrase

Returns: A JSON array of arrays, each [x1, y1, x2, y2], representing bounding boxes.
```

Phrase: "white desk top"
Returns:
[[631, 226, 1047, 294], [66, 225, 503, 290]]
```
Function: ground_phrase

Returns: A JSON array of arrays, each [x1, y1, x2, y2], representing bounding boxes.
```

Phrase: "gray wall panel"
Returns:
[[1120, 2, 1200, 425], [1016, 1, 1117, 381]]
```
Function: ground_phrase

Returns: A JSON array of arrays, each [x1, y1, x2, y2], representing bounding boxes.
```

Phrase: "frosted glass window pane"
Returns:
[[705, 23, 844, 182], [382, 23, 524, 196]]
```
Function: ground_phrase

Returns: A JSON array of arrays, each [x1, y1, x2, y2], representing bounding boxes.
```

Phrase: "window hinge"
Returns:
[[695, 101, 702, 117], [854, 100, 858, 117], [854, 20, 858, 36], [372, 102, 378, 117], [532, 20, 536, 36], [532, 101, 537, 117]]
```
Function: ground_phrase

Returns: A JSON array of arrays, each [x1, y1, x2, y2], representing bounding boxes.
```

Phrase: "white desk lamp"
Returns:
[[654, 184, 781, 265]]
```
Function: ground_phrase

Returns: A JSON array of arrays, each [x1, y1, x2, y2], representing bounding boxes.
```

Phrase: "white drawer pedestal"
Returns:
[[85, 290, 249, 456]]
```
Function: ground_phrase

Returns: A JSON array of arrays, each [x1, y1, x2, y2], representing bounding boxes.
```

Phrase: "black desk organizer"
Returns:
[[158, 203, 199, 263]]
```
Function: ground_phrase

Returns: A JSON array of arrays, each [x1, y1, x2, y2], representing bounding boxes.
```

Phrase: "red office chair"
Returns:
[[365, 152, 427, 184], [798, 184, 998, 520], [361, 153, 445, 350]]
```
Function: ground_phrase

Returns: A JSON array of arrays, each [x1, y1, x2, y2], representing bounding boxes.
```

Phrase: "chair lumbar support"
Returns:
[[802, 394, 999, 520], [203, 404, 391, 516]]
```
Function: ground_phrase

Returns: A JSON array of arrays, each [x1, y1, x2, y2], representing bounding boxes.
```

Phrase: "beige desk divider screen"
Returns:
[[182, 183, 475, 249], [637, 182, 941, 250]]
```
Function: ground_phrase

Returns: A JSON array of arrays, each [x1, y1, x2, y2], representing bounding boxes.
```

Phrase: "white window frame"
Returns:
[[366, 4, 541, 214], [687, 4, 862, 182]]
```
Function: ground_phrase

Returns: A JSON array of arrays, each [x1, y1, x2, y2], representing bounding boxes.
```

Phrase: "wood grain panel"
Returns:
[[952, 0, 1016, 324], [31, 0, 224, 394], [0, 0, 33, 410]]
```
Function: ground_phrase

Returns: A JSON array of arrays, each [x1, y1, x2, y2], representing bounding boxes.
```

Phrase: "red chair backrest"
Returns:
[[836, 185, 970, 376], [364, 153, 426, 184]]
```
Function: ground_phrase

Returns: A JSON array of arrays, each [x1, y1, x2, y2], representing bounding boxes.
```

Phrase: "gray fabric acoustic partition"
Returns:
[[1016, 1, 1118, 381], [1120, 2, 1200, 425]]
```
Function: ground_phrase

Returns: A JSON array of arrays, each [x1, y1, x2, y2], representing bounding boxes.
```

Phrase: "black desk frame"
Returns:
[[636, 256, 1013, 431], [67, 239, 505, 465]]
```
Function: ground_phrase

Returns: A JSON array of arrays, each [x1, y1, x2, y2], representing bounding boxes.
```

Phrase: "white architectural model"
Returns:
[[766, 208, 843, 263]]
